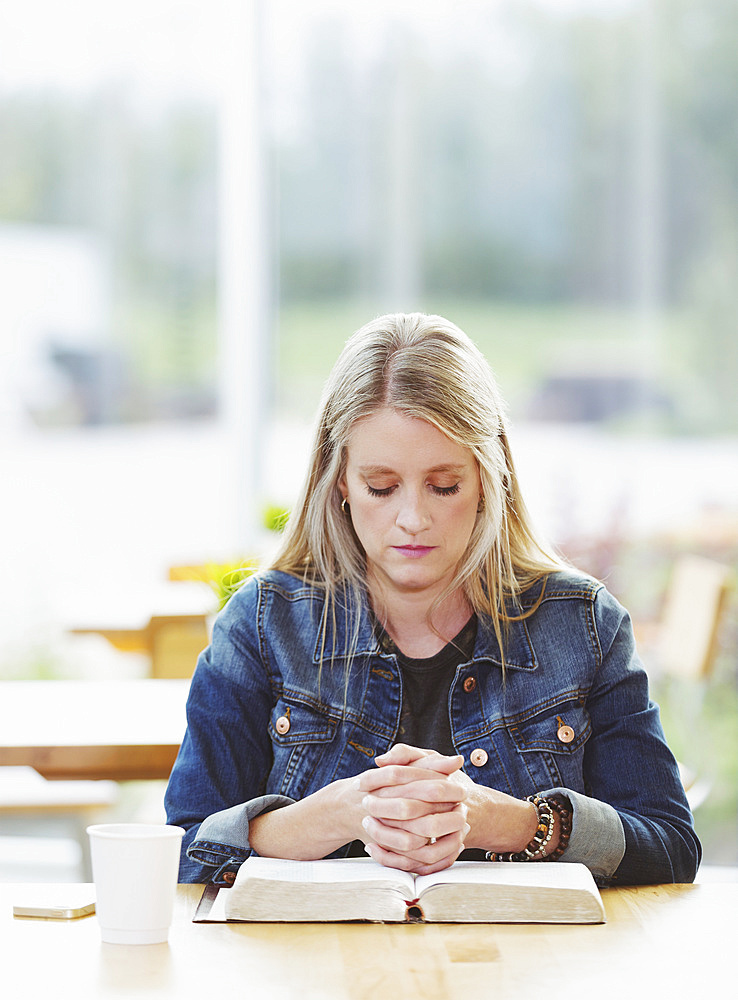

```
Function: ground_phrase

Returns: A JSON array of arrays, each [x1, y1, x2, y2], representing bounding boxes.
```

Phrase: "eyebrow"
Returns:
[[357, 464, 468, 476]]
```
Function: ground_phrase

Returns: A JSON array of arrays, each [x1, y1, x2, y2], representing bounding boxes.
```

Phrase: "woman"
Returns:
[[165, 313, 700, 885]]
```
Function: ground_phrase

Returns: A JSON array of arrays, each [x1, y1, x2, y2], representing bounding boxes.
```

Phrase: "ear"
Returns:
[[338, 475, 347, 500]]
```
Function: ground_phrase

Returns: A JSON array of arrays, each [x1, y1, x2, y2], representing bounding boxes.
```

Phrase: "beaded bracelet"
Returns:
[[486, 794, 555, 862], [539, 795, 572, 862]]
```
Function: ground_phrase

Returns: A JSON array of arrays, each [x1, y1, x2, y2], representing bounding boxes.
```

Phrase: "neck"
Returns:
[[369, 582, 473, 658]]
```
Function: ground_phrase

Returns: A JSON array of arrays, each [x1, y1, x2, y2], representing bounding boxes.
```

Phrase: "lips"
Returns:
[[393, 545, 436, 558]]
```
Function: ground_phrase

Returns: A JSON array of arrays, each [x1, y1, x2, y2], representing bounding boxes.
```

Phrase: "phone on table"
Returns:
[[13, 895, 96, 920]]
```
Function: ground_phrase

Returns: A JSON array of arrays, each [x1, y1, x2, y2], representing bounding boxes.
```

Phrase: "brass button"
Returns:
[[557, 724, 575, 744], [463, 676, 477, 693], [469, 748, 488, 767], [275, 715, 290, 735], [222, 871, 236, 885]]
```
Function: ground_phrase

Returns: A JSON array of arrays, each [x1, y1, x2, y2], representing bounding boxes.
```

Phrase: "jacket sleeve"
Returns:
[[550, 586, 701, 885], [164, 579, 291, 883]]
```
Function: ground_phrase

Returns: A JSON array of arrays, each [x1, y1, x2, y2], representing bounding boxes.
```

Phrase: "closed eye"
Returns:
[[366, 484, 396, 497], [365, 482, 461, 498]]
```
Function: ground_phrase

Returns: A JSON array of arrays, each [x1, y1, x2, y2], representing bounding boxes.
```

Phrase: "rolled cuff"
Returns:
[[186, 794, 295, 881], [540, 787, 626, 879]]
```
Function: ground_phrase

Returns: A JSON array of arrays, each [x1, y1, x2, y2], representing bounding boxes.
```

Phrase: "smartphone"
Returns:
[[13, 900, 96, 920]]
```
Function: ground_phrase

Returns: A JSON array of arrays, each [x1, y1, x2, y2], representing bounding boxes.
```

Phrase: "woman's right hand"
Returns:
[[247, 748, 467, 870], [355, 746, 470, 874], [246, 771, 371, 861]]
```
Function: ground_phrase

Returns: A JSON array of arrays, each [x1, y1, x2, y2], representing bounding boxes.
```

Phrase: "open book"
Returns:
[[194, 857, 605, 924]]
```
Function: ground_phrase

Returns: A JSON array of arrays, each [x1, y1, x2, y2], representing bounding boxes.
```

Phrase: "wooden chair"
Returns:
[[638, 555, 733, 810], [650, 555, 732, 682], [71, 612, 209, 678]]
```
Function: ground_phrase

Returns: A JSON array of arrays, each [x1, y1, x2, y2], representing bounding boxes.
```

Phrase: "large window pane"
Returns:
[[1, 0, 736, 866]]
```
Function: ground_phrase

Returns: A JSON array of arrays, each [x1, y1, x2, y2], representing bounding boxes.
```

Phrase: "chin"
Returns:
[[390, 574, 441, 593]]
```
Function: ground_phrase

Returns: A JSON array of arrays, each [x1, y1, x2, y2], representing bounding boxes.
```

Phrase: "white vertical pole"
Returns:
[[217, 0, 269, 552], [633, 0, 663, 351], [382, 32, 421, 307]]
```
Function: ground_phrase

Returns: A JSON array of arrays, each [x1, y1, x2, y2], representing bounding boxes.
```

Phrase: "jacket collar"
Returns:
[[311, 585, 537, 673], [473, 613, 537, 672]]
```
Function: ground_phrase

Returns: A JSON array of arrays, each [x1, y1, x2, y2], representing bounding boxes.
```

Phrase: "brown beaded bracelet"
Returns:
[[539, 795, 572, 862], [486, 794, 555, 862]]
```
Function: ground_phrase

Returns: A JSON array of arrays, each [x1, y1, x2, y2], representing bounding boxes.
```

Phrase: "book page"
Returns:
[[415, 860, 598, 896], [222, 857, 417, 923], [236, 857, 416, 894], [413, 860, 605, 923]]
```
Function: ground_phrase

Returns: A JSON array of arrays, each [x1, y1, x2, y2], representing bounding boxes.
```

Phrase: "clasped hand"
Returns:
[[355, 744, 471, 875]]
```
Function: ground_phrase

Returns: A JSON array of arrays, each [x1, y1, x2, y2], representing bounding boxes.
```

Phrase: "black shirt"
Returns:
[[344, 614, 482, 860], [376, 615, 478, 755]]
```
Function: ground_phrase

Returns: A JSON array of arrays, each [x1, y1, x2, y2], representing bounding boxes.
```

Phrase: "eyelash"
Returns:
[[365, 483, 461, 498]]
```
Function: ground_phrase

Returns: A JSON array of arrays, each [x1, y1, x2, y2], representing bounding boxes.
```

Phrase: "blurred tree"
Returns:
[[3, 0, 736, 428], [0, 90, 218, 421], [659, 0, 738, 429]]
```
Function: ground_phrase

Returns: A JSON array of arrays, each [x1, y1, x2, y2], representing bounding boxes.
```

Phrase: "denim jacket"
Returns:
[[164, 568, 700, 886]]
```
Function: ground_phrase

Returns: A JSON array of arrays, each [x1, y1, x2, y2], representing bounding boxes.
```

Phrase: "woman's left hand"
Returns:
[[357, 743, 544, 875], [355, 744, 471, 874]]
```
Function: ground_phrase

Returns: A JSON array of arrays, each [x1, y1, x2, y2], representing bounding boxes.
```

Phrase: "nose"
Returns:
[[395, 489, 431, 534]]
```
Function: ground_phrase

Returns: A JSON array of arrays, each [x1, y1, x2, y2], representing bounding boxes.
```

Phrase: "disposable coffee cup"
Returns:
[[87, 823, 185, 945]]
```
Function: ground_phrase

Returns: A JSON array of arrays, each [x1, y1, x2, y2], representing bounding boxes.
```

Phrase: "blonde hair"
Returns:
[[268, 312, 560, 661]]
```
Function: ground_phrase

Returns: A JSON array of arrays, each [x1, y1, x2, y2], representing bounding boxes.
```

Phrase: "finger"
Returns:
[[384, 807, 470, 844], [364, 844, 418, 872], [362, 814, 467, 856], [363, 816, 457, 855], [412, 753, 465, 773], [366, 800, 467, 836], [362, 794, 460, 822], [405, 852, 462, 876], [408, 754, 465, 777], [365, 778, 467, 804], [375, 744, 434, 766], [366, 840, 463, 876], [361, 816, 429, 854], [376, 747, 464, 776], [357, 764, 466, 794], [357, 764, 439, 791]]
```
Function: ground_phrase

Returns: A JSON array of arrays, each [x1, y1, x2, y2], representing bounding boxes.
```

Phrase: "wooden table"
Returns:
[[4, 882, 734, 999], [0, 680, 189, 781], [71, 614, 208, 679]]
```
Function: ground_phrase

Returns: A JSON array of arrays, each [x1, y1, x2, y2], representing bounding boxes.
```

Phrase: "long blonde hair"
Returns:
[[268, 313, 560, 661]]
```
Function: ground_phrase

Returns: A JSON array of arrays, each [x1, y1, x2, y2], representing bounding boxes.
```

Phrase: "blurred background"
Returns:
[[1, 0, 736, 878]]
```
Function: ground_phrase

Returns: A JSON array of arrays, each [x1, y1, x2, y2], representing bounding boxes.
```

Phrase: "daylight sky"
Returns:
[[0, 0, 639, 99]]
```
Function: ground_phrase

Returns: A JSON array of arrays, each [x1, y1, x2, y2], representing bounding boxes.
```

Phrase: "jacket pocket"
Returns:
[[506, 700, 591, 791], [268, 699, 338, 799]]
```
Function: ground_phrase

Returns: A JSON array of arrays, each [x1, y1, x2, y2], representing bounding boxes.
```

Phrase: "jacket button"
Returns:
[[275, 715, 290, 735], [222, 871, 236, 885], [469, 748, 488, 767], [557, 724, 575, 744], [463, 676, 477, 693]]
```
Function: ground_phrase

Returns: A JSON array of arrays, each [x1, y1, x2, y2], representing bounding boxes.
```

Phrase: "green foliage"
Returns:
[[262, 504, 290, 534], [0, 640, 66, 681], [204, 562, 258, 611], [175, 560, 258, 612]]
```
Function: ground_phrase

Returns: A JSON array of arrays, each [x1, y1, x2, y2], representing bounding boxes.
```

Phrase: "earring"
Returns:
[[341, 496, 350, 515], [477, 495, 486, 514]]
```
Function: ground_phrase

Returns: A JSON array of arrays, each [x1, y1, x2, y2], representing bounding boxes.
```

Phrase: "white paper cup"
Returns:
[[87, 823, 185, 945]]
